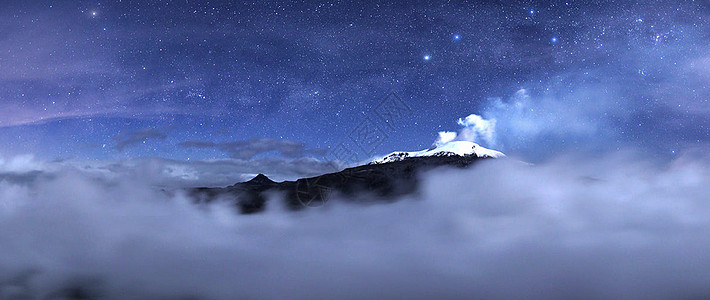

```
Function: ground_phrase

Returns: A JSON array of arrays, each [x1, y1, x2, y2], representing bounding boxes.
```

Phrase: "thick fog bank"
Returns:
[[1, 152, 710, 299]]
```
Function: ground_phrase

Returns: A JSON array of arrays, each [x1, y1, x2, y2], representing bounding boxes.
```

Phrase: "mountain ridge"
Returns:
[[189, 142, 505, 214]]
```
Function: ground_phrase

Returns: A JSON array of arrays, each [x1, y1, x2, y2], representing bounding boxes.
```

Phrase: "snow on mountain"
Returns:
[[370, 141, 505, 165]]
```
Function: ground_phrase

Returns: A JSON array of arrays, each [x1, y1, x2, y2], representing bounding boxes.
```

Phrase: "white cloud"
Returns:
[[434, 131, 458, 147], [456, 114, 497, 146], [0, 155, 44, 173], [2, 151, 710, 298], [433, 113, 498, 149], [485, 88, 600, 140], [449, 87, 616, 158]]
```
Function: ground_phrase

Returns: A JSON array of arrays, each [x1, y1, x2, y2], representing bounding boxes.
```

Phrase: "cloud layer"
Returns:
[[0, 155, 341, 188], [2, 150, 710, 298]]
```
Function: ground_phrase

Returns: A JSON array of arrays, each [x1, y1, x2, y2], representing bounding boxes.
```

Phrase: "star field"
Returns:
[[0, 0, 708, 162]]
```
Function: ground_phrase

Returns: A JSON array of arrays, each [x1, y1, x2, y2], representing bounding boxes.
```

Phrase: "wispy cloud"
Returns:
[[113, 129, 167, 151], [180, 138, 327, 160]]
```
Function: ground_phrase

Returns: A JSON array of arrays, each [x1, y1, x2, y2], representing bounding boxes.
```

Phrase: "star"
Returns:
[[423, 55, 431, 61], [551, 37, 558, 43], [453, 34, 461, 40]]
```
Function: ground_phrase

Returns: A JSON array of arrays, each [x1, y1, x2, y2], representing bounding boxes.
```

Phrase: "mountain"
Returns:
[[188, 141, 505, 214], [243, 173, 276, 185], [370, 141, 505, 164]]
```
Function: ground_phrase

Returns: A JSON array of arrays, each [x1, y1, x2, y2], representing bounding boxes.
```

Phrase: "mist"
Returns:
[[2, 150, 710, 299]]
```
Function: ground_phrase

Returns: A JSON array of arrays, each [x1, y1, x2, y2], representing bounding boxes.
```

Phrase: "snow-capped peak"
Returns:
[[369, 141, 505, 165]]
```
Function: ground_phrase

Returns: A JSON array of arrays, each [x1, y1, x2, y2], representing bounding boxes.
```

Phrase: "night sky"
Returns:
[[4, 2, 710, 297], [1, 0, 708, 164]]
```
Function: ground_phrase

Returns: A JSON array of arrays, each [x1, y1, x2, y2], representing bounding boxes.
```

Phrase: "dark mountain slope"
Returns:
[[189, 153, 497, 214]]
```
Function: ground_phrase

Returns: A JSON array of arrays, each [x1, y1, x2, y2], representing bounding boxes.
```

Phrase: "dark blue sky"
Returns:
[[1, 0, 708, 163]]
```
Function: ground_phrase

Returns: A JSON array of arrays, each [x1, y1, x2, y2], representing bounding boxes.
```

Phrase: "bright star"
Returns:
[[530, 9, 535, 14], [453, 34, 460, 40], [551, 37, 558, 43], [90, 11, 98, 18], [423, 55, 431, 61]]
